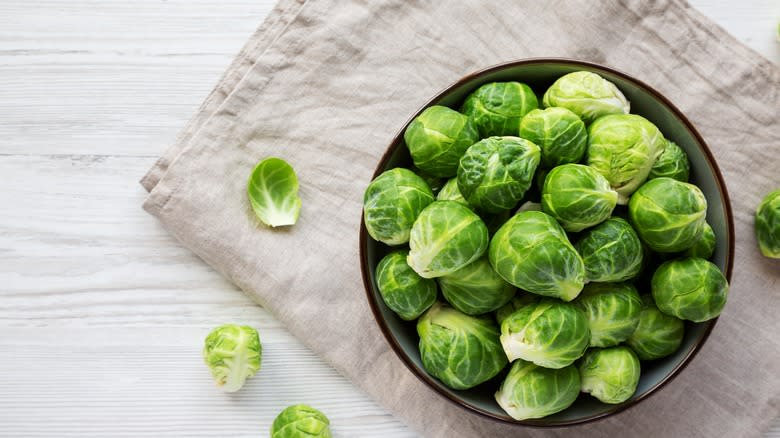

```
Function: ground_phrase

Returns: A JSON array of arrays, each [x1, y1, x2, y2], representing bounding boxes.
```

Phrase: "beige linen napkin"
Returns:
[[142, 0, 780, 436]]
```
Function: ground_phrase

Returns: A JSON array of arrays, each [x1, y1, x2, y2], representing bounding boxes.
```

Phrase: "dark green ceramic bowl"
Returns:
[[359, 59, 734, 427]]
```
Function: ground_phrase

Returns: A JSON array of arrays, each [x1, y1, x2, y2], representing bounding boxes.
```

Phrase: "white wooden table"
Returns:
[[0, 1, 777, 436]]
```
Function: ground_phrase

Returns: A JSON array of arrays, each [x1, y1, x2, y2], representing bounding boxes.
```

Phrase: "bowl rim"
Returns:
[[358, 57, 735, 427]]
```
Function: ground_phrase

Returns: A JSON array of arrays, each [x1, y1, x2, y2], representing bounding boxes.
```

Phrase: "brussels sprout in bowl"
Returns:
[[359, 59, 734, 427]]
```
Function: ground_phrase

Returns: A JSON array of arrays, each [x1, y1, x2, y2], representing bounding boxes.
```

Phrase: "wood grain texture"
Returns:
[[0, 1, 776, 437]]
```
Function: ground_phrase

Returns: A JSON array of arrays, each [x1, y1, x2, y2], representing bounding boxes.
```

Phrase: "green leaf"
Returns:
[[247, 157, 302, 227]]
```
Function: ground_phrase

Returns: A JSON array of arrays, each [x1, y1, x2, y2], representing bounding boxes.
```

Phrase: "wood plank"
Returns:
[[0, 0, 276, 156], [0, 327, 414, 437]]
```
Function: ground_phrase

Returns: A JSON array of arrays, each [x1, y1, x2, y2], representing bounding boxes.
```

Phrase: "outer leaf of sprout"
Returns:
[[247, 157, 302, 227]]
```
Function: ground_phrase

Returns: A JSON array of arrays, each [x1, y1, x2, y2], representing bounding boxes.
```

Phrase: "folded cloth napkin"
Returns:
[[142, 0, 780, 436]]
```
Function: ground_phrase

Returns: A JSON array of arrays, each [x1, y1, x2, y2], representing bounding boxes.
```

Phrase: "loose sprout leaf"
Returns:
[[247, 157, 302, 227]]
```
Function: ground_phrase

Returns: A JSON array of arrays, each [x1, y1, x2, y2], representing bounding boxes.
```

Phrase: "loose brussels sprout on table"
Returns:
[[755, 189, 780, 258], [489, 211, 585, 301], [626, 295, 685, 360], [417, 302, 508, 390], [651, 257, 729, 322], [575, 217, 644, 282], [518, 107, 587, 168], [271, 404, 331, 438], [500, 298, 590, 369], [579, 347, 641, 404], [203, 324, 262, 392], [438, 257, 515, 315], [495, 360, 581, 420], [404, 105, 480, 177], [648, 140, 690, 182], [574, 283, 642, 348], [461, 81, 538, 137], [628, 177, 708, 253], [542, 71, 629, 123], [362, 70, 731, 421], [375, 250, 437, 321], [407, 201, 489, 278], [363, 168, 434, 245], [541, 164, 618, 232], [457, 136, 540, 213], [587, 114, 666, 204]]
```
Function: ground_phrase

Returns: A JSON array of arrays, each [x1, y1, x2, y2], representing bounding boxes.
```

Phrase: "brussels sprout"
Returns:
[[518, 107, 587, 168], [648, 140, 690, 182], [628, 177, 708, 253], [542, 71, 629, 123], [407, 201, 489, 278], [417, 302, 508, 390], [375, 251, 437, 320], [457, 136, 541, 213], [651, 257, 729, 322], [541, 164, 618, 232], [363, 168, 434, 245], [202, 324, 261, 392], [404, 105, 480, 177], [247, 157, 302, 227], [436, 178, 469, 207], [495, 293, 539, 324], [495, 360, 580, 420], [489, 211, 585, 301], [755, 189, 780, 258], [683, 222, 716, 259], [579, 347, 640, 404], [271, 404, 331, 438], [626, 295, 685, 360], [438, 257, 515, 315], [461, 82, 539, 137], [587, 114, 666, 204], [574, 283, 642, 348], [500, 298, 589, 368], [574, 217, 644, 282]]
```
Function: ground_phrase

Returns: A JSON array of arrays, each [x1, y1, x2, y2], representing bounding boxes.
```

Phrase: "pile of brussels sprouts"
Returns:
[[364, 71, 731, 420]]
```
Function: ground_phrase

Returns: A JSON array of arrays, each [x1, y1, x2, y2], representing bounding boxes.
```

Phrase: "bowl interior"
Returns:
[[360, 59, 733, 426]]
